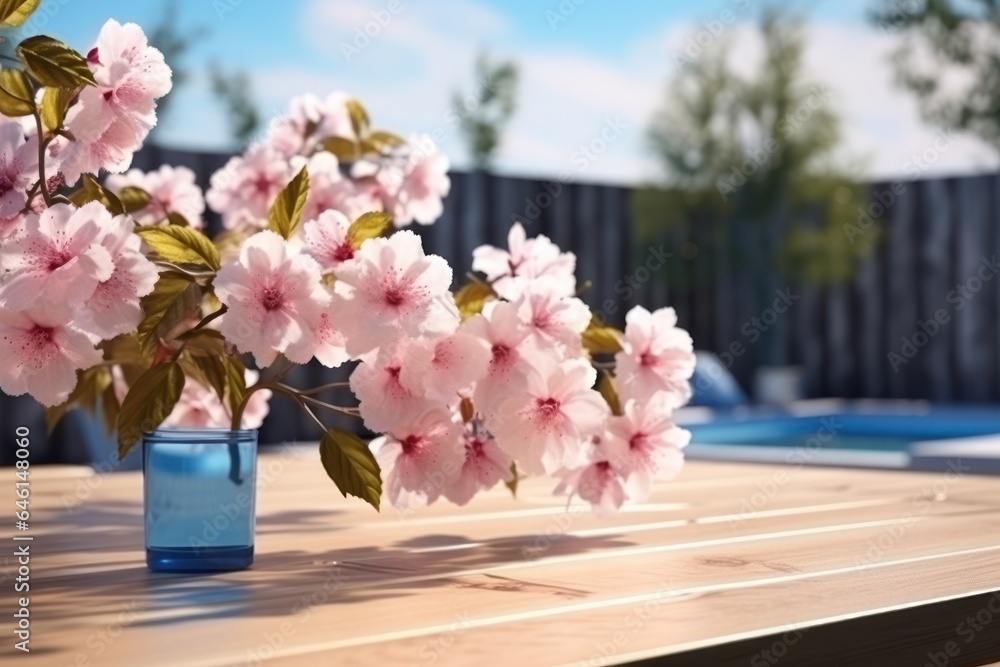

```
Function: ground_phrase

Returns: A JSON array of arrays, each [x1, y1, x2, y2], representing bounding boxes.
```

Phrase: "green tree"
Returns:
[[209, 63, 260, 148], [638, 11, 873, 286], [872, 0, 1000, 150], [451, 52, 518, 170]]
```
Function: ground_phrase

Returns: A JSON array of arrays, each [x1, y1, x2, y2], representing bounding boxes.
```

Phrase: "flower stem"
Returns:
[[275, 384, 360, 416], [294, 381, 351, 395], [230, 382, 273, 431], [31, 110, 54, 207], [297, 402, 328, 432], [230, 380, 360, 432], [154, 261, 216, 279]]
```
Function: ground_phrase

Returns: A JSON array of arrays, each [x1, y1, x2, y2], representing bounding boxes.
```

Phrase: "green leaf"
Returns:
[[0, 69, 34, 116], [117, 186, 152, 214], [44, 366, 109, 434], [101, 380, 120, 436], [68, 174, 125, 215], [319, 428, 382, 511], [368, 130, 405, 149], [136, 225, 221, 270], [503, 463, 518, 498], [225, 355, 246, 418], [40, 85, 76, 132], [184, 352, 244, 419], [136, 272, 196, 354], [178, 328, 226, 356], [597, 372, 622, 416], [320, 136, 360, 162], [347, 211, 393, 249], [582, 318, 623, 355], [345, 98, 370, 137], [43, 404, 66, 436], [191, 354, 228, 408], [267, 167, 309, 240], [454, 281, 494, 320], [102, 333, 147, 367], [17, 35, 96, 88], [166, 212, 190, 227], [0, 0, 40, 26], [116, 362, 185, 458]]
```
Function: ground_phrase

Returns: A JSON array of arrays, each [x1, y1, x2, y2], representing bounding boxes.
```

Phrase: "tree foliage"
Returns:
[[209, 63, 260, 147], [638, 11, 874, 285], [872, 0, 1000, 150], [451, 52, 518, 170]]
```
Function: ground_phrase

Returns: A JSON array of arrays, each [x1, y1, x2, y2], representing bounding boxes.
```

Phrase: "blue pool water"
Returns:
[[682, 407, 1000, 452]]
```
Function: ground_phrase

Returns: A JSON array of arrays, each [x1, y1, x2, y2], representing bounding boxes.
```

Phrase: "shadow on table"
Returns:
[[30, 505, 637, 631]]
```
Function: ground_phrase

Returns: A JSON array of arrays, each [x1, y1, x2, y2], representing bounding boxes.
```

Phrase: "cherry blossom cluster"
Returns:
[[352, 223, 696, 516], [206, 92, 451, 231], [0, 13, 696, 517], [0, 20, 170, 405]]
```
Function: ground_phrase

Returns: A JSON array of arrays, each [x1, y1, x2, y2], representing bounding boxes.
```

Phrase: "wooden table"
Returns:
[[3, 445, 1000, 666]]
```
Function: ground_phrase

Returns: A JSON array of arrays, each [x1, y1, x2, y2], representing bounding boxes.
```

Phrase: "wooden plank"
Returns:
[[3, 454, 1000, 666]]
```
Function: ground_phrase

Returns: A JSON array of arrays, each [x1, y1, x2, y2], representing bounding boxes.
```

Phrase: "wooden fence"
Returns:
[[2, 144, 999, 462]]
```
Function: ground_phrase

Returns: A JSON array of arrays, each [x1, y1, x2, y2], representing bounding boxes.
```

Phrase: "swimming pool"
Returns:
[[677, 402, 1000, 472]]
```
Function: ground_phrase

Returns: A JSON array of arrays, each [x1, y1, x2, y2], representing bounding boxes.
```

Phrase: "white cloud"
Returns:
[[166, 0, 999, 184]]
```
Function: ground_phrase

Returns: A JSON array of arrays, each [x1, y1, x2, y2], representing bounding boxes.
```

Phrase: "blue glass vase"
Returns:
[[143, 428, 257, 572]]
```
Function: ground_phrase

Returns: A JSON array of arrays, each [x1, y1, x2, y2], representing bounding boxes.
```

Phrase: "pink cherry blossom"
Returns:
[[513, 280, 591, 356], [261, 117, 305, 159], [488, 358, 609, 475], [0, 212, 22, 241], [0, 120, 38, 218], [206, 145, 292, 230], [288, 92, 355, 147], [371, 408, 464, 509], [297, 152, 366, 224], [326, 179, 385, 221], [56, 119, 149, 186], [163, 370, 272, 429], [62, 20, 171, 183], [398, 332, 490, 403], [472, 223, 577, 300], [604, 397, 690, 501], [554, 443, 628, 518], [106, 164, 205, 228], [390, 135, 451, 226], [73, 207, 159, 340], [350, 346, 434, 434], [462, 301, 531, 412], [615, 306, 696, 408], [214, 230, 330, 367], [333, 230, 453, 356], [0, 306, 102, 406], [443, 429, 513, 506], [313, 312, 349, 368], [0, 203, 114, 318], [301, 209, 354, 275], [260, 92, 356, 158]]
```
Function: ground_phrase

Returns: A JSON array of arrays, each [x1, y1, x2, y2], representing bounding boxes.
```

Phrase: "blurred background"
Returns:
[[4, 0, 1000, 464]]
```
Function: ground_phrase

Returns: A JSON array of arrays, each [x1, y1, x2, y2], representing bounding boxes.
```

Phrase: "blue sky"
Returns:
[[25, 0, 999, 183]]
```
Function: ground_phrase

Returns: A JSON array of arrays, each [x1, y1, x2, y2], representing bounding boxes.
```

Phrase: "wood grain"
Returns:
[[2, 447, 999, 666]]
